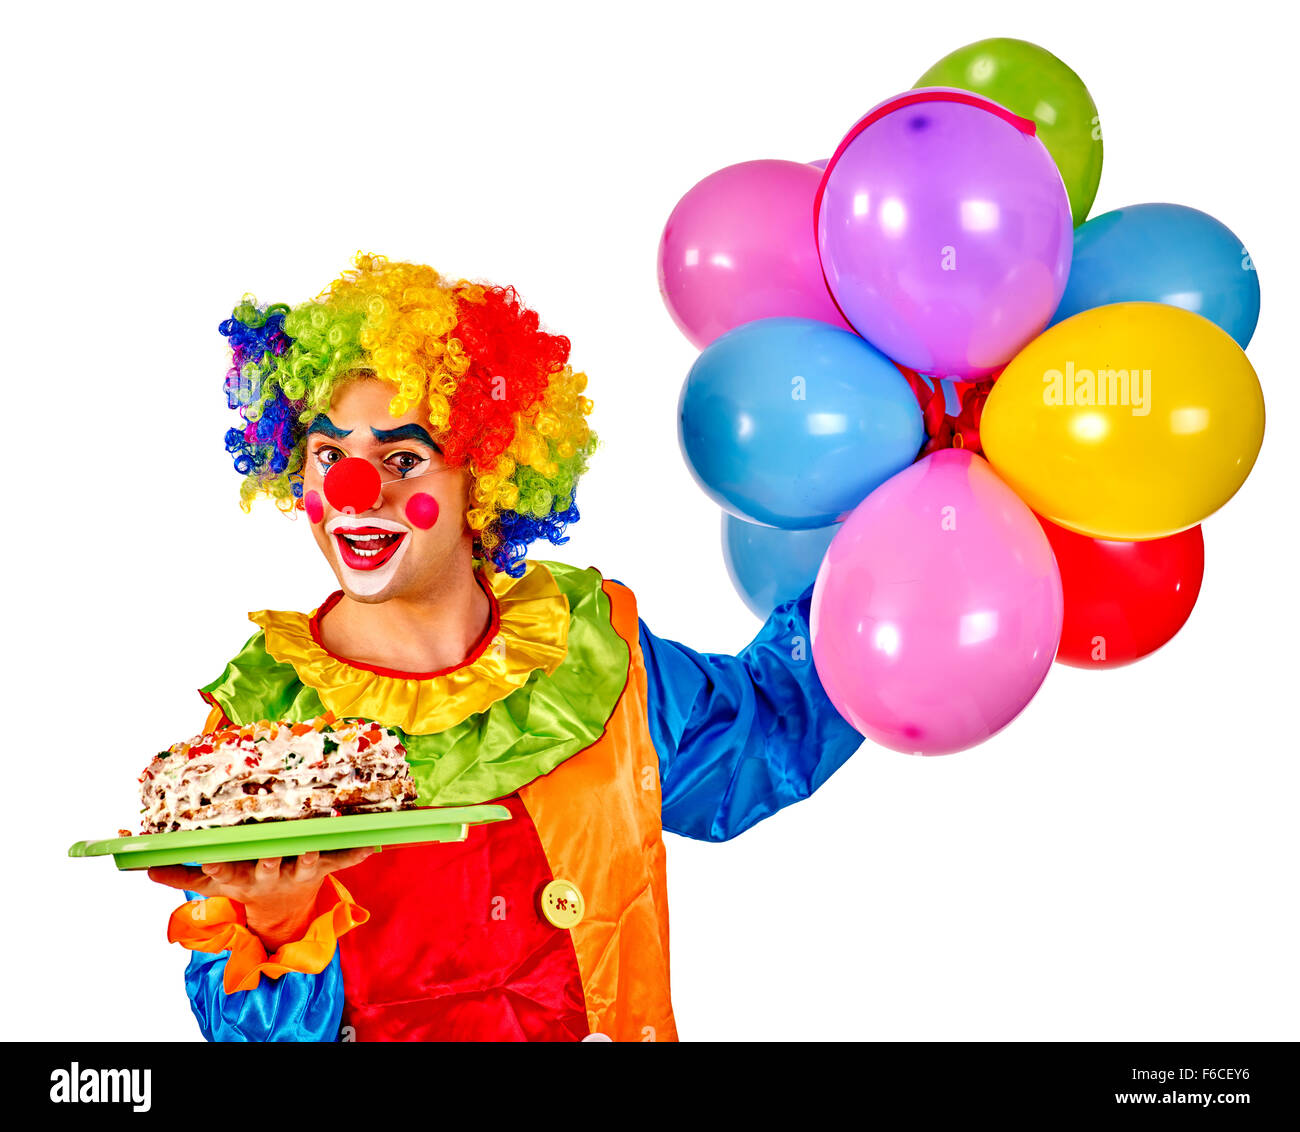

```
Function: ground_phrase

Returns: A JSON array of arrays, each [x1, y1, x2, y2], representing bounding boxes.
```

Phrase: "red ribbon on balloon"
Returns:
[[897, 366, 998, 457]]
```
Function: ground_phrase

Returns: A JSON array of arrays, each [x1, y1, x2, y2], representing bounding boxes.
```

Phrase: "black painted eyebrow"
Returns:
[[306, 415, 352, 439], [370, 423, 442, 453]]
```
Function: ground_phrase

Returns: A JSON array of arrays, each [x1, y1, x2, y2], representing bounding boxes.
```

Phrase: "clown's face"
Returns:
[[301, 376, 474, 602]]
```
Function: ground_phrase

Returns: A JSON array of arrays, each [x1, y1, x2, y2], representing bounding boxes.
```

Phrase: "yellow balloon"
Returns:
[[982, 303, 1264, 539]]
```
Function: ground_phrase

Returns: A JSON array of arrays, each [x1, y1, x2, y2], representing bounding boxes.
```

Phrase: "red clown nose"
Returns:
[[323, 457, 382, 515]]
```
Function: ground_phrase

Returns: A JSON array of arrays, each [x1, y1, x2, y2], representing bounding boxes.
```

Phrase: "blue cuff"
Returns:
[[181, 891, 346, 1042]]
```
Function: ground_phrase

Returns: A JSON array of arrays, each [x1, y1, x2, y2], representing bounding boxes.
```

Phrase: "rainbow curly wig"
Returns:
[[219, 253, 596, 576]]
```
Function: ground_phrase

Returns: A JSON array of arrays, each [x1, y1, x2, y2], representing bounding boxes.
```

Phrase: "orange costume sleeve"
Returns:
[[200, 701, 229, 733], [168, 874, 370, 994]]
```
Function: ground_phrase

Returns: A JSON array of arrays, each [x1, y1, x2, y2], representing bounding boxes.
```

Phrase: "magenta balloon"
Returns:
[[816, 89, 1072, 378], [810, 449, 1063, 755], [659, 159, 851, 349]]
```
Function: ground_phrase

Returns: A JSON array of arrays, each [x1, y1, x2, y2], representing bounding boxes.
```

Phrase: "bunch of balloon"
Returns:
[[658, 37, 1265, 757]]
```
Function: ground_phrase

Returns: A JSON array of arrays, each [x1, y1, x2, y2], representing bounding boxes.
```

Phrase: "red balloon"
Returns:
[[1038, 518, 1205, 668]]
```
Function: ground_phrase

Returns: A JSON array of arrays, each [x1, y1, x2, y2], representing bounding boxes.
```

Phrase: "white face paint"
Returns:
[[324, 514, 413, 598]]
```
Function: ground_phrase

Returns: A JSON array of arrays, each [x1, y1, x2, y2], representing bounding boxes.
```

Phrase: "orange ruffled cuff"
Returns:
[[167, 874, 369, 994]]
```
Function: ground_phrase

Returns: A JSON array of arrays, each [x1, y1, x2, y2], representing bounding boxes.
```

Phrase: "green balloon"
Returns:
[[916, 38, 1103, 226]]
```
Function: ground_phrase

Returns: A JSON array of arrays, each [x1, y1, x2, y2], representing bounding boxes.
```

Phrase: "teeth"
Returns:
[[338, 531, 399, 560]]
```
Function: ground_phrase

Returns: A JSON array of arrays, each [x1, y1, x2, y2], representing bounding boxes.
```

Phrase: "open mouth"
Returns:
[[333, 527, 408, 571]]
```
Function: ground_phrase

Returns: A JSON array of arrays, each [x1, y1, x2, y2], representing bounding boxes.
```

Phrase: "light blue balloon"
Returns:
[[678, 317, 924, 528], [1051, 203, 1260, 347], [722, 512, 839, 617]]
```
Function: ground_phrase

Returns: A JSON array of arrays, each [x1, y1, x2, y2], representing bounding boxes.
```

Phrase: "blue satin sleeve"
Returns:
[[181, 892, 345, 1042], [638, 583, 864, 841]]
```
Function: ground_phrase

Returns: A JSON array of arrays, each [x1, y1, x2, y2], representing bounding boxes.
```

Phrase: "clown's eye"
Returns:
[[385, 451, 426, 477], [313, 445, 343, 471]]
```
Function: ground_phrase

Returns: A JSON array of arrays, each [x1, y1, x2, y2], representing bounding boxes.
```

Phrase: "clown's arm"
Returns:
[[638, 582, 864, 842], [179, 923, 346, 1043]]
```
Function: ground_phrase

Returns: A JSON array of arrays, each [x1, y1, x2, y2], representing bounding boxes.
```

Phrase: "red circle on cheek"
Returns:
[[405, 492, 440, 530], [304, 490, 324, 525]]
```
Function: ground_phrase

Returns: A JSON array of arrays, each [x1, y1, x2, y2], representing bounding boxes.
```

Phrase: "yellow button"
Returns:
[[540, 879, 585, 929]]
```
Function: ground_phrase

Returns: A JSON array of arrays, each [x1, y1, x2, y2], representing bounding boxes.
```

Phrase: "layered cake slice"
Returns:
[[139, 711, 418, 834]]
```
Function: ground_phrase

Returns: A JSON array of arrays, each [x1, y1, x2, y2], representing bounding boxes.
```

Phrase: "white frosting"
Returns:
[[140, 717, 415, 833]]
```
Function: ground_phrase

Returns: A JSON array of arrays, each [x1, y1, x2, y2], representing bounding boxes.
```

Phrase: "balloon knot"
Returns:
[[899, 366, 997, 458]]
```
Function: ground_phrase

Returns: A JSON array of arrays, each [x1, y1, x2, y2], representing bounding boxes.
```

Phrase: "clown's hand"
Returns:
[[147, 848, 376, 951]]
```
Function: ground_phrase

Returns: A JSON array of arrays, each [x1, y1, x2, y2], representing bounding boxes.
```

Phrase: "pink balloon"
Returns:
[[658, 159, 852, 349], [811, 449, 1062, 755]]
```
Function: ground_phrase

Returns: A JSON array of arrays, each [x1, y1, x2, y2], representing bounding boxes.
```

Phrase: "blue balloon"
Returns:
[[678, 317, 924, 528], [722, 512, 839, 617], [1051, 203, 1260, 347]]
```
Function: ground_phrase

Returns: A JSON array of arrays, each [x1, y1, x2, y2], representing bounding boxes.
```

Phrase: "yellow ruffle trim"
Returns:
[[249, 562, 570, 736]]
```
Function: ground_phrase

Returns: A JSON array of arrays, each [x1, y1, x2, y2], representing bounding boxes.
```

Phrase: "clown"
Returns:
[[149, 253, 864, 1041]]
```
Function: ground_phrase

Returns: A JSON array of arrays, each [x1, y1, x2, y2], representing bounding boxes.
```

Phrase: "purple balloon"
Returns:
[[810, 449, 1063, 756], [816, 89, 1072, 378]]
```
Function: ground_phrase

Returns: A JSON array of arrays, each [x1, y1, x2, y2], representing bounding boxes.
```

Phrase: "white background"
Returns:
[[4, 0, 1295, 1041]]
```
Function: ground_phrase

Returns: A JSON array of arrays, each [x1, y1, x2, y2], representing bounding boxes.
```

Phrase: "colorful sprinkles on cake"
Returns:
[[140, 712, 418, 833]]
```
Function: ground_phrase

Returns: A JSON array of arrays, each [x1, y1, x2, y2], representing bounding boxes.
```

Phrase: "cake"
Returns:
[[140, 711, 418, 834]]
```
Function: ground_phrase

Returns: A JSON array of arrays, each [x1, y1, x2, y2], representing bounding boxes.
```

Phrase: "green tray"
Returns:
[[68, 805, 512, 871]]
